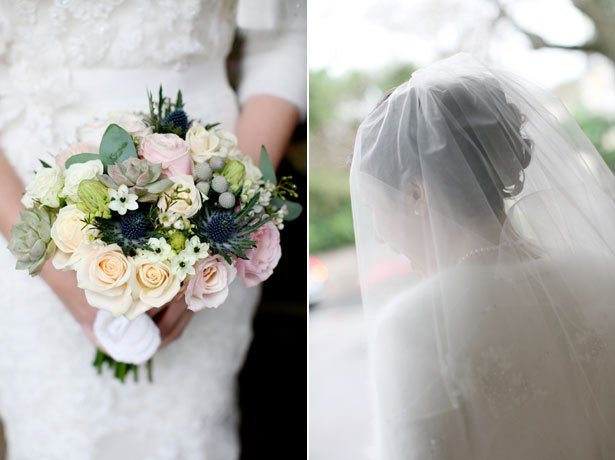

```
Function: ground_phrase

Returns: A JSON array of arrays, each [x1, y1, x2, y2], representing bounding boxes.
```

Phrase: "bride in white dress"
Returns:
[[0, 1, 305, 459], [350, 53, 615, 459]]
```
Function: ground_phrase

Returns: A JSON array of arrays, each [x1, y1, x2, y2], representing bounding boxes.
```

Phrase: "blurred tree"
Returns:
[[495, 0, 615, 64], [309, 64, 415, 252], [575, 111, 615, 169]]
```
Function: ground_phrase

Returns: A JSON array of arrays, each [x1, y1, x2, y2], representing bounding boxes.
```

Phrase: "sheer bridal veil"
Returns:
[[350, 53, 615, 458]]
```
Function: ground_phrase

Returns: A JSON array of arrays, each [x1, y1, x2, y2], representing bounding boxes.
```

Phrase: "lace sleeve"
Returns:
[[371, 289, 471, 459], [236, 0, 307, 119]]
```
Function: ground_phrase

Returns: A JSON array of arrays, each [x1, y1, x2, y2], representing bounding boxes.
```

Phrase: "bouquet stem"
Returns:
[[92, 349, 153, 383]]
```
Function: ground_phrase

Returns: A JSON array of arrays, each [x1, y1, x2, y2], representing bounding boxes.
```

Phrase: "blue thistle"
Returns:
[[93, 209, 158, 256], [205, 212, 238, 243], [163, 109, 188, 136], [193, 192, 274, 263], [120, 212, 150, 240]]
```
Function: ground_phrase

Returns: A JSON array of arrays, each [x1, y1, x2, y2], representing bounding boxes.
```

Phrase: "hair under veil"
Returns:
[[350, 53, 615, 459]]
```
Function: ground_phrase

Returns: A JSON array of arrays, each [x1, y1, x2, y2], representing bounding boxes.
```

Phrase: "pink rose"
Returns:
[[235, 221, 282, 288], [140, 133, 192, 177], [185, 255, 237, 311], [55, 142, 98, 172]]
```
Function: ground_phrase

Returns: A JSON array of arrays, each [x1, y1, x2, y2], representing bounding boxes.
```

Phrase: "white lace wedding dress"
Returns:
[[372, 253, 615, 459], [0, 1, 305, 459]]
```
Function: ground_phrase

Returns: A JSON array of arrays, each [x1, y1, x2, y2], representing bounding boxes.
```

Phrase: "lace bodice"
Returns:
[[0, 0, 235, 69], [0, 0, 307, 180], [0, 0, 238, 177]]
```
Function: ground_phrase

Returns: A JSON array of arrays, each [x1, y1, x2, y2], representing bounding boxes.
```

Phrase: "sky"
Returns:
[[308, 0, 609, 93]]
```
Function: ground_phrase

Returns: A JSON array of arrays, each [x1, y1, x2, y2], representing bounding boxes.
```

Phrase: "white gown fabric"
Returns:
[[0, 1, 305, 459], [350, 54, 615, 459], [373, 253, 615, 459]]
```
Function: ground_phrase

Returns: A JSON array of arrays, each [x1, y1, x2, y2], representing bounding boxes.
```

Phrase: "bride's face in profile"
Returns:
[[366, 179, 432, 275]]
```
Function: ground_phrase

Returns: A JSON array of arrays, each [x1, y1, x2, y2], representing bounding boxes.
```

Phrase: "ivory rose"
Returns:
[[157, 174, 202, 218], [140, 133, 192, 177], [51, 205, 87, 270], [76, 243, 133, 316], [125, 256, 181, 320], [21, 166, 63, 208], [235, 221, 281, 288], [61, 160, 104, 202], [185, 254, 237, 311], [187, 123, 240, 163]]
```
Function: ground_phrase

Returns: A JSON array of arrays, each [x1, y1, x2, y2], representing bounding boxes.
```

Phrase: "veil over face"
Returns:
[[350, 53, 615, 459]]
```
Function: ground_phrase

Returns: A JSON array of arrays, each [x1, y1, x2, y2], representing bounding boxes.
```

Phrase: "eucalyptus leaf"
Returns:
[[283, 201, 303, 221], [259, 146, 277, 184], [271, 196, 302, 221], [64, 153, 103, 170], [99, 124, 137, 166]]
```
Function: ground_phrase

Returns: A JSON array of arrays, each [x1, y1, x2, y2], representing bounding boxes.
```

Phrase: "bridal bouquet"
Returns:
[[8, 88, 301, 382]]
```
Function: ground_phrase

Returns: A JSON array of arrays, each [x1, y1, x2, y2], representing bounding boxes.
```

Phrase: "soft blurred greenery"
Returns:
[[576, 113, 615, 170], [309, 64, 615, 253], [309, 64, 415, 253]]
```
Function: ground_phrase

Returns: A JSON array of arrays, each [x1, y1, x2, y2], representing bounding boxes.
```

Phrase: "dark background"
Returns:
[[238, 138, 307, 458], [228, 34, 307, 460]]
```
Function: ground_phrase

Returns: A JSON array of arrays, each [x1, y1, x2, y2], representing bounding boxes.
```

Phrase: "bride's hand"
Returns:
[[39, 260, 102, 348], [0, 151, 101, 348], [147, 293, 194, 348]]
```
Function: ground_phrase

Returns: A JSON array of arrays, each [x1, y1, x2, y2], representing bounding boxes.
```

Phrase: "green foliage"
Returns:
[[259, 145, 277, 184], [146, 86, 186, 136], [64, 153, 103, 170], [93, 349, 152, 383], [309, 169, 355, 252], [271, 195, 302, 221], [575, 112, 615, 171], [309, 65, 414, 252], [99, 124, 138, 165], [64, 124, 138, 171], [260, 146, 303, 221]]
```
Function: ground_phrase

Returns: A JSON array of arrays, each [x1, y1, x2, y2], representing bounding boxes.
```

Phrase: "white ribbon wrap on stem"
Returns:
[[93, 310, 161, 365]]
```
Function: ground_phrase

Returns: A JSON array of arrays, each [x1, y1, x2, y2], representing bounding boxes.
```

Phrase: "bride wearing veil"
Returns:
[[350, 53, 615, 459]]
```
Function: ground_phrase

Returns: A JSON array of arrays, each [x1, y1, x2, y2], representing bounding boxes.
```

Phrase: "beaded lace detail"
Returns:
[[470, 345, 547, 419], [0, 0, 236, 178]]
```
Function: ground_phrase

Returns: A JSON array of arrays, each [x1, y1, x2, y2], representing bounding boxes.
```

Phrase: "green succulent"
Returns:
[[8, 206, 56, 276], [77, 179, 111, 218], [97, 157, 173, 202], [221, 160, 246, 193]]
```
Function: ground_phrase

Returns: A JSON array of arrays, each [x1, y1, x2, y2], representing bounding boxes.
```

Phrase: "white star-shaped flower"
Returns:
[[170, 252, 196, 281], [183, 236, 210, 262], [144, 237, 173, 262], [108, 184, 138, 215]]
